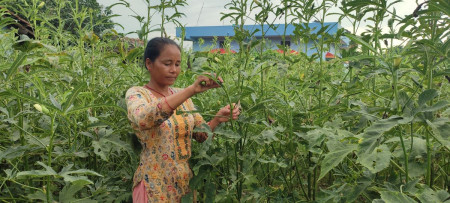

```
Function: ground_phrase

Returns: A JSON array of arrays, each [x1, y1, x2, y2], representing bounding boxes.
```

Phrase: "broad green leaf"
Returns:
[[0, 145, 29, 161], [420, 101, 449, 112], [319, 140, 357, 180], [380, 191, 417, 203], [343, 181, 371, 202], [392, 138, 427, 178], [205, 181, 216, 203], [426, 118, 450, 149], [257, 129, 279, 144], [92, 139, 111, 161], [60, 175, 93, 185], [357, 144, 391, 173], [27, 190, 47, 201], [358, 116, 402, 156], [257, 156, 287, 168], [418, 89, 438, 106], [191, 160, 210, 176], [299, 128, 330, 149], [214, 128, 241, 140], [414, 186, 449, 203], [59, 181, 92, 203]]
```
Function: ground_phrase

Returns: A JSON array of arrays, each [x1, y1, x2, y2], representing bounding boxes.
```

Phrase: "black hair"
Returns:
[[144, 37, 181, 66]]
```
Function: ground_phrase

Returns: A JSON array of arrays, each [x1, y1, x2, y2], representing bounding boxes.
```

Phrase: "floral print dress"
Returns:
[[126, 86, 208, 202]]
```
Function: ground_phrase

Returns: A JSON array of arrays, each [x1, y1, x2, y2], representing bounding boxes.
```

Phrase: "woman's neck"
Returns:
[[146, 81, 170, 96]]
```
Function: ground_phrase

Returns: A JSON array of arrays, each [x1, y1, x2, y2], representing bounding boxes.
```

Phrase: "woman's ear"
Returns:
[[145, 58, 152, 71]]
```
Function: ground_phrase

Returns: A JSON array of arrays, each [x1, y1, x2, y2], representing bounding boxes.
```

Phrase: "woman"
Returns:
[[126, 37, 239, 202]]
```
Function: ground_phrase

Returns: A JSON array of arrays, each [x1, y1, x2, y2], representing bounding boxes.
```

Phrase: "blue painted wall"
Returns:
[[176, 23, 344, 59]]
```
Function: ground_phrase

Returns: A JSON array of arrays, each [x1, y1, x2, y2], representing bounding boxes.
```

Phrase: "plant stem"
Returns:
[[398, 129, 409, 183]]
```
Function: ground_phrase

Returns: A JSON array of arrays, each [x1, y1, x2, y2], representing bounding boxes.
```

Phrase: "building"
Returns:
[[176, 22, 348, 59]]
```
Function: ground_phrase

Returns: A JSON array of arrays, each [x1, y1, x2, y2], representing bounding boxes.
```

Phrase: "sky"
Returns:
[[97, 0, 425, 47]]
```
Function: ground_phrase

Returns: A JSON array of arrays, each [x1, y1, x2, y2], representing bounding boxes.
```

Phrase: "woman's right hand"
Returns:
[[190, 74, 223, 94]]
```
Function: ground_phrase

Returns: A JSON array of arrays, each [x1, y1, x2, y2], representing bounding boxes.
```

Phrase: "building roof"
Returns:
[[176, 22, 340, 40]]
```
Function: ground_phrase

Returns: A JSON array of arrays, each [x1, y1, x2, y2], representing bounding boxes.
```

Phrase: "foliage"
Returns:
[[2, 0, 114, 35], [0, 0, 449, 202]]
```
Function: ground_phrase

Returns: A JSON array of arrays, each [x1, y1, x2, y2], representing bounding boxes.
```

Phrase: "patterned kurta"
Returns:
[[126, 86, 207, 202]]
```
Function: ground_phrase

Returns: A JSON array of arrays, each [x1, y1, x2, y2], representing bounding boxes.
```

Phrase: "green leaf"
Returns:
[[357, 144, 391, 173], [414, 186, 449, 203], [257, 156, 287, 168], [12, 36, 46, 52], [181, 192, 194, 203], [6, 89, 61, 113], [92, 139, 110, 161], [0, 145, 29, 161], [27, 190, 47, 201], [343, 181, 371, 202], [6, 52, 27, 81], [418, 89, 438, 106], [213, 128, 241, 140], [345, 33, 378, 53], [60, 169, 102, 177], [205, 181, 216, 202], [62, 83, 87, 113], [420, 101, 449, 112], [59, 181, 92, 203], [257, 129, 279, 144], [380, 191, 417, 203], [426, 118, 450, 149], [319, 140, 357, 180], [358, 116, 402, 156], [17, 161, 57, 177], [67, 104, 126, 115]]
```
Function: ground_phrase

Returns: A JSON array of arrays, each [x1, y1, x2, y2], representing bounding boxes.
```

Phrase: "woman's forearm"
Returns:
[[163, 85, 196, 111], [208, 117, 221, 132]]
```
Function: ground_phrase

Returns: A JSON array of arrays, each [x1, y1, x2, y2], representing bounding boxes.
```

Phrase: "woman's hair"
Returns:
[[144, 37, 181, 64]]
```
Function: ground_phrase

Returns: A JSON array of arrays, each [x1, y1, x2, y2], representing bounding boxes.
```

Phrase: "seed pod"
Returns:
[[393, 57, 402, 67], [200, 81, 206, 86], [253, 0, 262, 7], [38, 2, 45, 9], [34, 104, 49, 114], [384, 40, 388, 47], [34, 104, 43, 112]]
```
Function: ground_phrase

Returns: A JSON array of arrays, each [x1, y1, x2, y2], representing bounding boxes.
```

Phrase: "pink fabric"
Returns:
[[132, 181, 148, 203]]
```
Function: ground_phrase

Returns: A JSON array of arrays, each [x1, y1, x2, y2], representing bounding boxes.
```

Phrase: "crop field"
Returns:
[[0, 0, 449, 202]]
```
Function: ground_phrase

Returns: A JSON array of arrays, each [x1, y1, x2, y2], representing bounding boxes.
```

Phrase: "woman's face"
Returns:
[[146, 44, 181, 87]]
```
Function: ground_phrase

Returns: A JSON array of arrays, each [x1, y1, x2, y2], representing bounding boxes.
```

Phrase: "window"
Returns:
[[219, 41, 225, 48], [281, 40, 290, 47]]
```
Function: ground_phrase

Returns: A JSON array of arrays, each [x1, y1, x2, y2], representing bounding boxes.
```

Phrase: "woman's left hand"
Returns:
[[215, 103, 240, 123]]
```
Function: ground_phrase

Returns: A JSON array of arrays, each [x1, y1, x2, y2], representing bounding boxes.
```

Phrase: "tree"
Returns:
[[3, 0, 114, 36]]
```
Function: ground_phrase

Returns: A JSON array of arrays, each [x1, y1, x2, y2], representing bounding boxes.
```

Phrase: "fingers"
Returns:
[[198, 76, 221, 88]]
